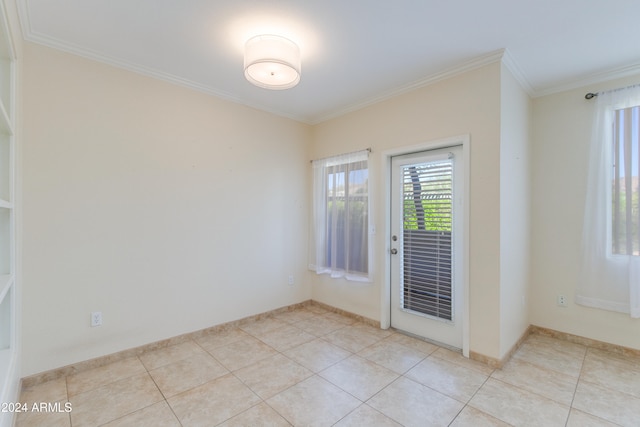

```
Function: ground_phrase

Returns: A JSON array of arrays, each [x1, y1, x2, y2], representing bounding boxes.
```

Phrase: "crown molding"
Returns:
[[532, 62, 640, 98], [310, 49, 507, 124], [501, 49, 534, 96], [22, 30, 314, 125], [20, 15, 509, 126], [16, 0, 314, 123], [15, 0, 30, 38]]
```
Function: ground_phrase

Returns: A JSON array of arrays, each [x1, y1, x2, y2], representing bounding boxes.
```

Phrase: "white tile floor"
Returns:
[[16, 305, 640, 426]]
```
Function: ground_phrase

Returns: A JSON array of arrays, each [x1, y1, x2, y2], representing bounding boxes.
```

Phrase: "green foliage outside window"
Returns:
[[403, 198, 451, 231]]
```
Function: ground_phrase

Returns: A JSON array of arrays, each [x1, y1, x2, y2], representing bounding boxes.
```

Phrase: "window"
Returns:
[[312, 150, 369, 281], [611, 105, 639, 256], [402, 158, 453, 320], [577, 85, 640, 317]]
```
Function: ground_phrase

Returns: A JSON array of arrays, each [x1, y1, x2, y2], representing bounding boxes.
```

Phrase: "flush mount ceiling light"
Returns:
[[244, 34, 301, 90]]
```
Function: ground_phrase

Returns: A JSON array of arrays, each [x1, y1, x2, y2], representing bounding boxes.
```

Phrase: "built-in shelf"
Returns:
[[0, 0, 17, 421]]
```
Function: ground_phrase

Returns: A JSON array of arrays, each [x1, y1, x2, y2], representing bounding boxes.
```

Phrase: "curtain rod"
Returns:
[[310, 147, 371, 163], [585, 83, 640, 100]]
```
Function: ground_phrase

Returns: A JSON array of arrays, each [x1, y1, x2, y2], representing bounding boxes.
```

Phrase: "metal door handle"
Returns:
[[390, 248, 398, 254]]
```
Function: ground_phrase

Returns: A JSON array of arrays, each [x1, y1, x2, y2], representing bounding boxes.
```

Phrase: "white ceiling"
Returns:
[[17, 0, 640, 124]]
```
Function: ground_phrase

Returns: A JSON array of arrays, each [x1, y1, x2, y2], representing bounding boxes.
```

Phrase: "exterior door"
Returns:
[[390, 146, 463, 349]]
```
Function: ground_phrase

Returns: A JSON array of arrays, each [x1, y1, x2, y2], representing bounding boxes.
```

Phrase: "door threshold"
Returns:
[[392, 327, 462, 354]]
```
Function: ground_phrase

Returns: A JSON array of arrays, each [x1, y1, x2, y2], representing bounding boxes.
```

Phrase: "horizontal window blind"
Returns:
[[402, 159, 453, 320]]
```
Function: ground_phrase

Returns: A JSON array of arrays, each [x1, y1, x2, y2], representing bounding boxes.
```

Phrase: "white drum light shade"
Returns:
[[244, 35, 301, 90]]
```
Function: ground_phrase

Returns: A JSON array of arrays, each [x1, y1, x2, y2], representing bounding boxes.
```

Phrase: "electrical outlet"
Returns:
[[288, 275, 294, 286], [557, 295, 568, 307], [91, 311, 102, 327]]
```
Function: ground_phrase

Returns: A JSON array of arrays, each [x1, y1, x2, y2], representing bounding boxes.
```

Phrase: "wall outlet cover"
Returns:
[[91, 311, 102, 327]]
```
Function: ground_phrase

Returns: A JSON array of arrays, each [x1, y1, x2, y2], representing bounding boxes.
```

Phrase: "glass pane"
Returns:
[[612, 106, 639, 256], [325, 161, 368, 274], [402, 160, 453, 320]]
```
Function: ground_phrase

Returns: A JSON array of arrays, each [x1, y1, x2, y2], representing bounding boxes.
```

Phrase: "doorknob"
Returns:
[[390, 248, 398, 254]]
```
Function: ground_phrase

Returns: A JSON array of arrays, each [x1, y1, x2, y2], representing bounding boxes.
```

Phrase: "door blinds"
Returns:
[[401, 158, 453, 321]]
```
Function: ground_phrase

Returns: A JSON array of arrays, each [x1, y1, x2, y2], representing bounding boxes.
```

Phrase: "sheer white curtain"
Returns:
[[577, 85, 640, 317], [312, 150, 370, 282]]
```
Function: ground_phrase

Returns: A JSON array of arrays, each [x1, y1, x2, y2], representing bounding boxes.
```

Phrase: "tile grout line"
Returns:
[[330, 402, 365, 426], [486, 375, 575, 421], [192, 334, 266, 425], [231, 313, 394, 426], [138, 352, 184, 427], [570, 347, 632, 426], [104, 355, 174, 427], [64, 359, 154, 425], [268, 321, 344, 425], [360, 374, 405, 424], [455, 368, 508, 427], [363, 350, 432, 424], [563, 345, 588, 427], [224, 369, 270, 426], [210, 314, 417, 425], [203, 316, 317, 426], [65, 376, 73, 427]]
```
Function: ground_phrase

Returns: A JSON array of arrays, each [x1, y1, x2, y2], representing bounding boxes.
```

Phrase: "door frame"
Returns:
[[380, 134, 470, 357]]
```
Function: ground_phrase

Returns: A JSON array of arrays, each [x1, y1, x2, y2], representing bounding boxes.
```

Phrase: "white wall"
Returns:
[[311, 62, 505, 359], [499, 63, 531, 357], [531, 75, 640, 350], [21, 43, 312, 376]]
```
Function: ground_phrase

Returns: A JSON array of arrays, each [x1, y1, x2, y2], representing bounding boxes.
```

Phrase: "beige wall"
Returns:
[[21, 43, 312, 376], [311, 62, 505, 359], [499, 63, 532, 356], [530, 75, 640, 350]]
